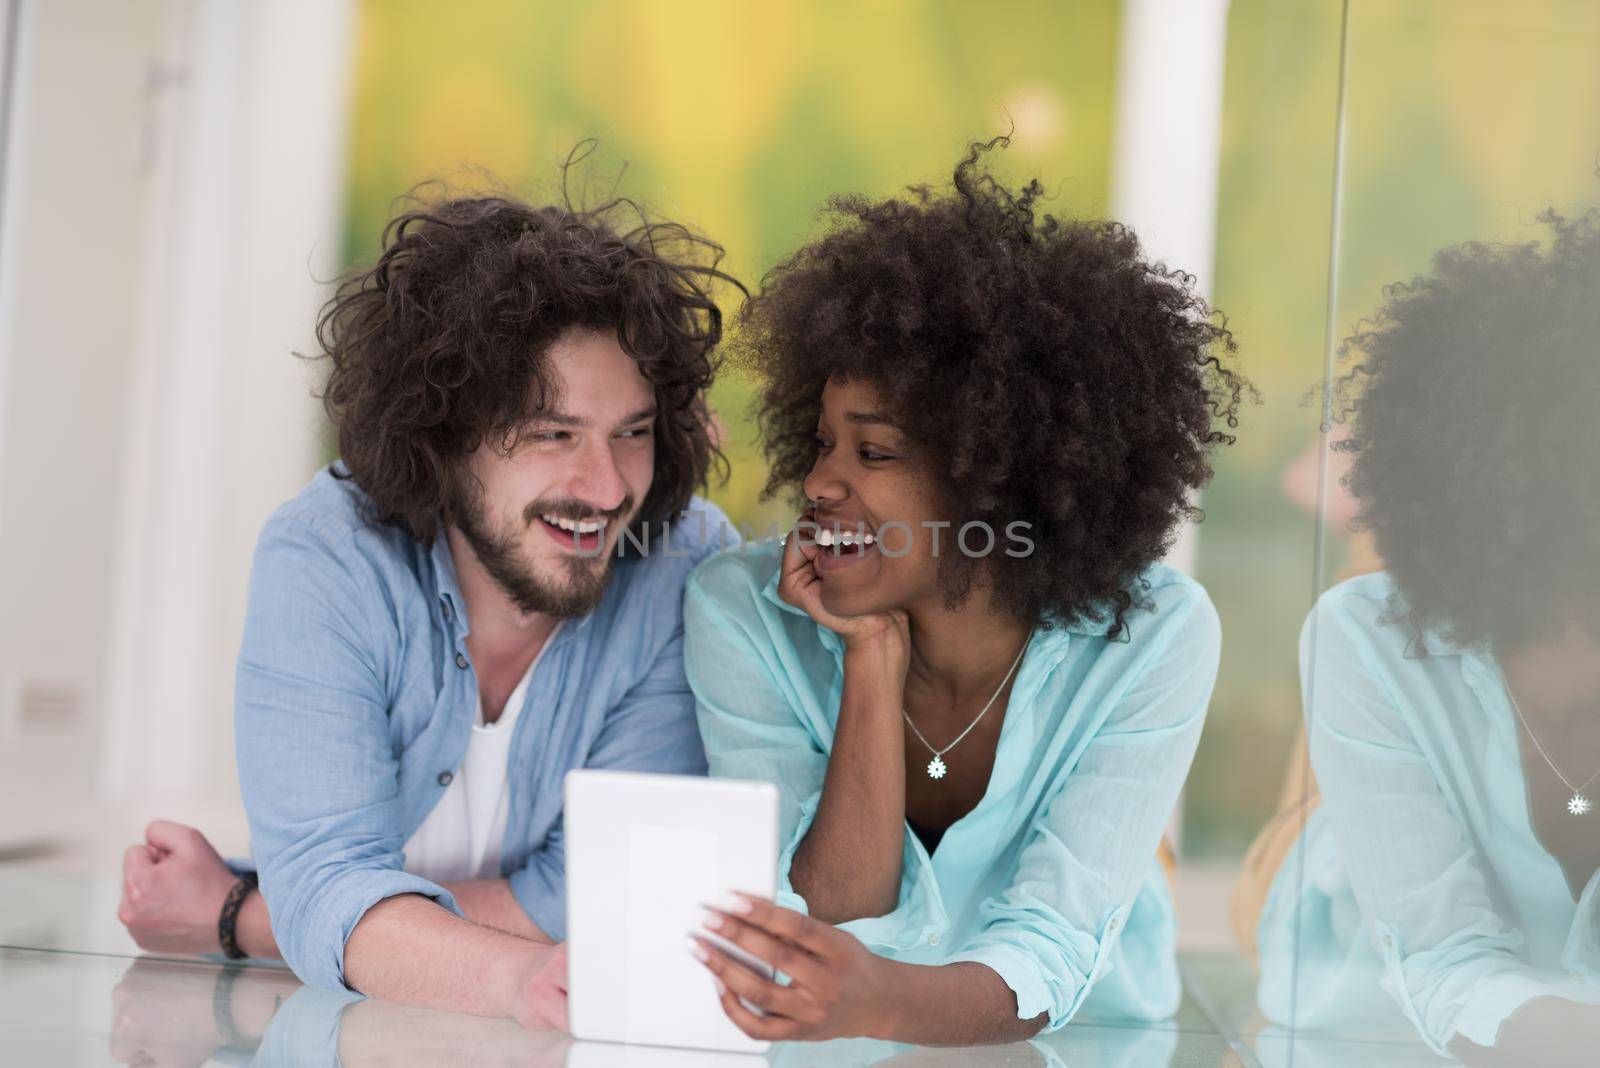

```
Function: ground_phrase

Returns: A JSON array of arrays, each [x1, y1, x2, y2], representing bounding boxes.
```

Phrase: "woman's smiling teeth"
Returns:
[[812, 524, 878, 574], [816, 528, 875, 549]]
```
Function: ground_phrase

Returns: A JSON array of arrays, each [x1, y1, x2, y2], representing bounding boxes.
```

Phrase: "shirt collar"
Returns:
[[1362, 592, 1508, 726], [429, 528, 469, 639]]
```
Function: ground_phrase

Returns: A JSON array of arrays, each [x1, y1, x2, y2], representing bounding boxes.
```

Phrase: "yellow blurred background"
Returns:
[[339, 0, 1600, 858], [3, 0, 1598, 954]]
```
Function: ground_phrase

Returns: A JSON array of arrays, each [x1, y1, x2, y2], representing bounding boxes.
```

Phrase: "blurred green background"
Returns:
[[341, 0, 1600, 861]]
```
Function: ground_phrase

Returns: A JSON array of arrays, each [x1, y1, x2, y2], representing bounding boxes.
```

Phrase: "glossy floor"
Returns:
[[0, 867, 1442, 1066]]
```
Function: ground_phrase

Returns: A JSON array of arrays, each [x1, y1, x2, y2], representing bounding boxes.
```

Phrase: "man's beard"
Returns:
[[453, 490, 625, 619]]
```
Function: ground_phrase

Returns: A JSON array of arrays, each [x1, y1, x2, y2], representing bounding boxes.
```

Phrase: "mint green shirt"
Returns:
[[1258, 572, 1600, 1054], [683, 542, 1220, 1030]]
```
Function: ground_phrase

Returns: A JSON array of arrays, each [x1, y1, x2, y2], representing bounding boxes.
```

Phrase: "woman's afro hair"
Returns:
[[1335, 207, 1600, 652], [732, 136, 1249, 637]]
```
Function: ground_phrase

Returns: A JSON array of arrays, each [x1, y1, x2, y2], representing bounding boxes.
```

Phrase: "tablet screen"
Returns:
[[565, 770, 780, 1053]]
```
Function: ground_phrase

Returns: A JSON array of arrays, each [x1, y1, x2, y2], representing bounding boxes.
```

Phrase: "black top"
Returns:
[[908, 818, 947, 856]]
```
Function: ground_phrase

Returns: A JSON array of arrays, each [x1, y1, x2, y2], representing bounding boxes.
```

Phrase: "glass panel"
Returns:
[[1252, 1, 1600, 1064], [1173, 1, 1350, 1057]]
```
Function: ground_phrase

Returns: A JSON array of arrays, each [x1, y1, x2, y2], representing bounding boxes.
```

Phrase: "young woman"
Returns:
[[1254, 210, 1600, 1064], [682, 139, 1247, 1046]]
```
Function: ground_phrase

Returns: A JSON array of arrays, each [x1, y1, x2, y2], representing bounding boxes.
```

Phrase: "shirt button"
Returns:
[[1108, 918, 1120, 931], [1381, 934, 1393, 947], [437, 771, 454, 787], [441, 600, 452, 619], [455, 652, 468, 669], [929, 933, 940, 946]]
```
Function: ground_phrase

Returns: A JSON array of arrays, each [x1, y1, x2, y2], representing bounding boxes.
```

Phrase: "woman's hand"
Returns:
[[689, 893, 898, 1042], [778, 509, 909, 655]]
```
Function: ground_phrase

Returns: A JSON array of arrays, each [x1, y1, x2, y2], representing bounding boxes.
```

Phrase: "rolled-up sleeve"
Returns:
[[235, 518, 460, 993], [947, 591, 1219, 1031], [1301, 593, 1560, 1053]]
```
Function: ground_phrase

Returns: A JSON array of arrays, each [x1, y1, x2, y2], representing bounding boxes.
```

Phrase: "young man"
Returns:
[[115, 193, 741, 1029]]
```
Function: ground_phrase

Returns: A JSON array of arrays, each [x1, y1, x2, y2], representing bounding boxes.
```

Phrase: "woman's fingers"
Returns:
[[690, 936, 814, 1024], [700, 906, 827, 987], [718, 894, 842, 962], [782, 511, 819, 568], [715, 983, 799, 1041], [778, 510, 825, 611]]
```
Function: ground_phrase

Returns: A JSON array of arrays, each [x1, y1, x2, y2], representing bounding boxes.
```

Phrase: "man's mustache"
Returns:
[[523, 495, 634, 526]]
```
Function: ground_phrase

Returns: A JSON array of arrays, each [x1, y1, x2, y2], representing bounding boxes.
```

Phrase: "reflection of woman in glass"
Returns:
[[681, 139, 1247, 1045], [1257, 210, 1600, 1062]]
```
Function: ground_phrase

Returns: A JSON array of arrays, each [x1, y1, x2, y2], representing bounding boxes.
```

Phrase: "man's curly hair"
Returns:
[[1334, 207, 1600, 653], [312, 186, 741, 546], [732, 137, 1248, 636]]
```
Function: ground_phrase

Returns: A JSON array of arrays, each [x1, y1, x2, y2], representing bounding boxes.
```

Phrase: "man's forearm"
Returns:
[[237, 891, 280, 959], [234, 877, 547, 960], [446, 879, 552, 943], [791, 644, 907, 921], [875, 960, 1047, 1046], [339, 995, 571, 1063], [342, 894, 546, 1021]]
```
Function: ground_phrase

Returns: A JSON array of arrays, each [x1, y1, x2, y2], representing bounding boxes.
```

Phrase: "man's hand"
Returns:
[[689, 893, 896, 1042], [109, 957, 230, 1067], [504, 941, 570, 1032], [117, 820, 238, 955], [109, 956, 301, 1067]]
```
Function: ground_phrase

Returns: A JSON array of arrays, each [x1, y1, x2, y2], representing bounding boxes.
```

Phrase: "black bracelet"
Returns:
[[217, 872, 259, 961]]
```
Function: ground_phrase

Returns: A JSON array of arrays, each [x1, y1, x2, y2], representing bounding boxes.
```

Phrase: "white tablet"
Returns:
[[564, 769, 780, 1053]]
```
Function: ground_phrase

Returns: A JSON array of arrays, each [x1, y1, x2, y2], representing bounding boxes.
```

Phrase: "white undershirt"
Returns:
[[403, 623, 562, 884]]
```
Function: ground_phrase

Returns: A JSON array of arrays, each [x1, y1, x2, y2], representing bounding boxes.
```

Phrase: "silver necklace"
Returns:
[[1505, 681, 1600, 815], [902, 637, 1029, 781]]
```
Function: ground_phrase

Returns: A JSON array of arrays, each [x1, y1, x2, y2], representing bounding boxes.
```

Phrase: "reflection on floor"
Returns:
[[0, 865, 1447, 1067]]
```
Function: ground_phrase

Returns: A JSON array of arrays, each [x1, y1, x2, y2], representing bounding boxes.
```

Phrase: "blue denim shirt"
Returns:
[[234, 465, 735, 992]]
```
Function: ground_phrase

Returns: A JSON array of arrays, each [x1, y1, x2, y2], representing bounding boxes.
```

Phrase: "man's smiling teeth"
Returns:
[[542, 514, 605, 535], [816, 528, 875, 548]]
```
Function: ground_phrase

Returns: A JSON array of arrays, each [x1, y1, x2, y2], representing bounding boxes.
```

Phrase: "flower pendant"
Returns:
[[927, 755, 948, 780], [1569, 793, 1592, 815]]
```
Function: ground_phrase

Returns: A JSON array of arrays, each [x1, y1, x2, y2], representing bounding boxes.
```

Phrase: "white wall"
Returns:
[[0, 0, 167, 849], [1111, 0, 1232, 579], [0, 0, 356, 856], [1110, 0, 1232, 884]]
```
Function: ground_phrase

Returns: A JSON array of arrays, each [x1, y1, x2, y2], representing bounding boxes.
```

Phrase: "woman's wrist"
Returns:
[[861, 955, 911, 1040], [842, 626, 909, 681], [861, 960, 1045, 1045], [840, 644, 909, 732]]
